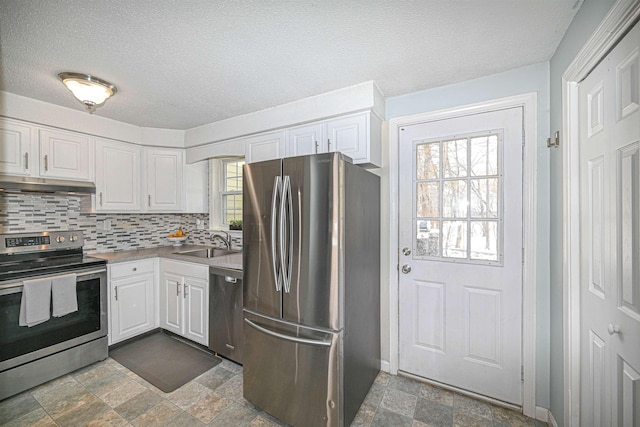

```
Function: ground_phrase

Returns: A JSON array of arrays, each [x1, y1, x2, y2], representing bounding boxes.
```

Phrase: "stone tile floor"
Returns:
[[0, 357, 546, 427]]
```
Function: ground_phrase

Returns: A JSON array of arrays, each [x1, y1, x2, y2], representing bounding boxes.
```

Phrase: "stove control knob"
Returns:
[[69, 235, 78, 242], [56, 236, 65, 243]]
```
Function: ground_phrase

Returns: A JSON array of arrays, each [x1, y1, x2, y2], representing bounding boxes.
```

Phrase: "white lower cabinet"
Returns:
[[159, 259, 209, 346], [108, 259, 156, 345]]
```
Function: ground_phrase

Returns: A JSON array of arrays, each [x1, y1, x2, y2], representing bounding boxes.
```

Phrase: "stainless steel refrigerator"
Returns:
[[242, 152, 380, 427]]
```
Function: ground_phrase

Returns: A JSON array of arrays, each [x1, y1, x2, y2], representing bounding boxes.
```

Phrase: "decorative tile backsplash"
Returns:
[[0, 193, 241, 253]]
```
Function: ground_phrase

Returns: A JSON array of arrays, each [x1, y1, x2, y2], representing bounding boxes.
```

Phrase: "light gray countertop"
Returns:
[[88, 244, 243, 270]]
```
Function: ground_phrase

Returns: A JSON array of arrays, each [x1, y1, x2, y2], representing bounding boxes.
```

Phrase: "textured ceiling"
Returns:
[[0, 0, 581, 130]]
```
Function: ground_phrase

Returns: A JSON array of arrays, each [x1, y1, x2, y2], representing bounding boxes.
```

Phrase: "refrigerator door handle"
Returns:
[[280, 175, 293, 293], [244, 318, 332, 347], [271, 176, 283, 292]]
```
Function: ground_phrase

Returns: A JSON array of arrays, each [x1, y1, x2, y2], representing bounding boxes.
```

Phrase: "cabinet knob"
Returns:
[[607, 324, 621, 335], [132, 267, 137, 272]]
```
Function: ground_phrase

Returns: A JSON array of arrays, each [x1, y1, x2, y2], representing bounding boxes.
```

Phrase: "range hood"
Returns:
[[0, 174, 96, 194]]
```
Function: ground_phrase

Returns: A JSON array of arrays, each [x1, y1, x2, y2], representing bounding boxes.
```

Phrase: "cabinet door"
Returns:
[[39, 129, 93, 181], [326, 113, 368, 163], [145, 148, 184, 211], [183, 276, 208, 346], [110, 272, 155, 344], [245, 131, 285, 163], [160, 272, 183, 336], [286, 124, 324, 157], [95, 140, 141, 211], [0, 119, 34, 176]]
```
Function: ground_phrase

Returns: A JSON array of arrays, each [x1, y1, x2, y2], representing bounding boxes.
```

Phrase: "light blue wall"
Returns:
[[386, 62, 551, 408], [548, 0, 615, 424]]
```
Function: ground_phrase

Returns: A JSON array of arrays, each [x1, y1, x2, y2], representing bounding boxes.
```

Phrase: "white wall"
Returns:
[[383, 62, 551, 408], [548, 0, 616, 424]]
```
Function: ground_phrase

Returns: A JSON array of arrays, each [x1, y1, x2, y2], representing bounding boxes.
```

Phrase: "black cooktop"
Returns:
[[0, 248, 106, 283]]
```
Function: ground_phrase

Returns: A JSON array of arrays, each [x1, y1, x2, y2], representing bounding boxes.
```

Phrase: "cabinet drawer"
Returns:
[[161, 259, 208, 280], [110, 259, 155, 279]]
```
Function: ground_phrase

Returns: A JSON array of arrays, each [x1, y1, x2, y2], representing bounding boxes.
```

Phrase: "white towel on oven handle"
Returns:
[[52, 273, 78, 317], [19, 277, 52, 327]]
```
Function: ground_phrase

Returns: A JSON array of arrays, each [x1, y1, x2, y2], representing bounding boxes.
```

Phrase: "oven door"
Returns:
[[0, 267, 107, 372]]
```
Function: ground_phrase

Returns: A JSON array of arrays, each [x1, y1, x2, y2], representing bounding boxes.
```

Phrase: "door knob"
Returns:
[[401, 264, 412, 274], [402, 247, 411, 256], [607, 324, 621, 335]]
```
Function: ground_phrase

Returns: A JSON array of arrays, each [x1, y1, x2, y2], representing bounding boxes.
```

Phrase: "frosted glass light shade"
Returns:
[[58, 72, 117, 113]]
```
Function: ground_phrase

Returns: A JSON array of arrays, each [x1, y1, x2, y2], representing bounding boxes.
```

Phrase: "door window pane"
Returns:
[[416, 220, 440, 257], [412, 132, 502, 264], [470, 135, 498, 176], [470, 221, 498, 261], [443, 180, 467, 218], [470, 178, 498, 218], [443, 139, 468, 178], [417, 142, 440, 179], [442, 221, 467, 258], [417, 182, 439, 218]]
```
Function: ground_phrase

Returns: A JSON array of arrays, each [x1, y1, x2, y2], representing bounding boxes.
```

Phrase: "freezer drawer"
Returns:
[[209, 267, 243, 364], [243, 311, 341, 427]]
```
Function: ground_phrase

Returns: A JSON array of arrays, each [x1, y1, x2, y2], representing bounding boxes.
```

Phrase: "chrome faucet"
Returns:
[[211, 231, 231, 249]]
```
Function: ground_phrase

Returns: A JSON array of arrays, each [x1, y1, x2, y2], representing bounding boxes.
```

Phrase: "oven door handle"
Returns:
[[0, 268, 106, 295]]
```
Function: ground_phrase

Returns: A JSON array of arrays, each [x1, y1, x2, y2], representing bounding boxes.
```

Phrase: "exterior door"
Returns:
[[578, 21, 640, 427], [398, 107, 523, 404]]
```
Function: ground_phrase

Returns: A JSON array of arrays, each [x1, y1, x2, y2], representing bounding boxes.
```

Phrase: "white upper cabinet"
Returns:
[[285, 123, 325, 157], [95, 140, 141, 212], [39, 129, 93, 181], [326, 113, 367, 160], [245, 131, 286, 164], [0, 119, 34, 176], [145, 148, 184, 212], [246, 111, 381, 167]]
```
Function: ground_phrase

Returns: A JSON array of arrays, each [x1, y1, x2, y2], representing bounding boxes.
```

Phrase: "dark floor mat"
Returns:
[[109, 332, 221, 393]]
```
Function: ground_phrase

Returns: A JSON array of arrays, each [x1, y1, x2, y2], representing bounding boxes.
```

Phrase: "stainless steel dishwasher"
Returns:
[[209, 266, 243, 364]]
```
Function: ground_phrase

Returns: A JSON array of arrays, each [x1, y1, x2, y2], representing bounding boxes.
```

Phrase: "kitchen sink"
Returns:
[[174, 248, 240, 258]]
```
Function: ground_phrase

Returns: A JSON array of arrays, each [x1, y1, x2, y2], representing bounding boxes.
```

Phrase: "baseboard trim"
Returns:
[[535, 406, 559, 426], [380, 359, 390, 373]]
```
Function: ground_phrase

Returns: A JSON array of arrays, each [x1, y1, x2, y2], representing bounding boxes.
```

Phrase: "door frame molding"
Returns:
[[561, 2, 640, 426], [388, 92, 538, 417]]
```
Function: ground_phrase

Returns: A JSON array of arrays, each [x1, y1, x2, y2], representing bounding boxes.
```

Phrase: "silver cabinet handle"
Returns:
[[24, 153, 29, 170], [327, 138, 331, 151], [99, 192, 103, 206], [114, 286, 118, 301], [225, 276, 237, 283], [225, 344, 235, 350], [401, 264, 412, 274], [184, 283, 188, 298], [176, 282, 181, 296], [608, 324, 621, 335], [44, 155, 48, 171], [315, 141, 319, 153], [148, 194, 151, 207], [402, 247, 411, 256]]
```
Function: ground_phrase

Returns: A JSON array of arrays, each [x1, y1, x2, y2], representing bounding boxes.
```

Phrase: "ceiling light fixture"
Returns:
[[58, 72, 117, 114]]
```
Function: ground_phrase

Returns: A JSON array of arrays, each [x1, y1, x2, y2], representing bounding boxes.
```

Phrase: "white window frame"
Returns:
[[209, 158, 245, 230]]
